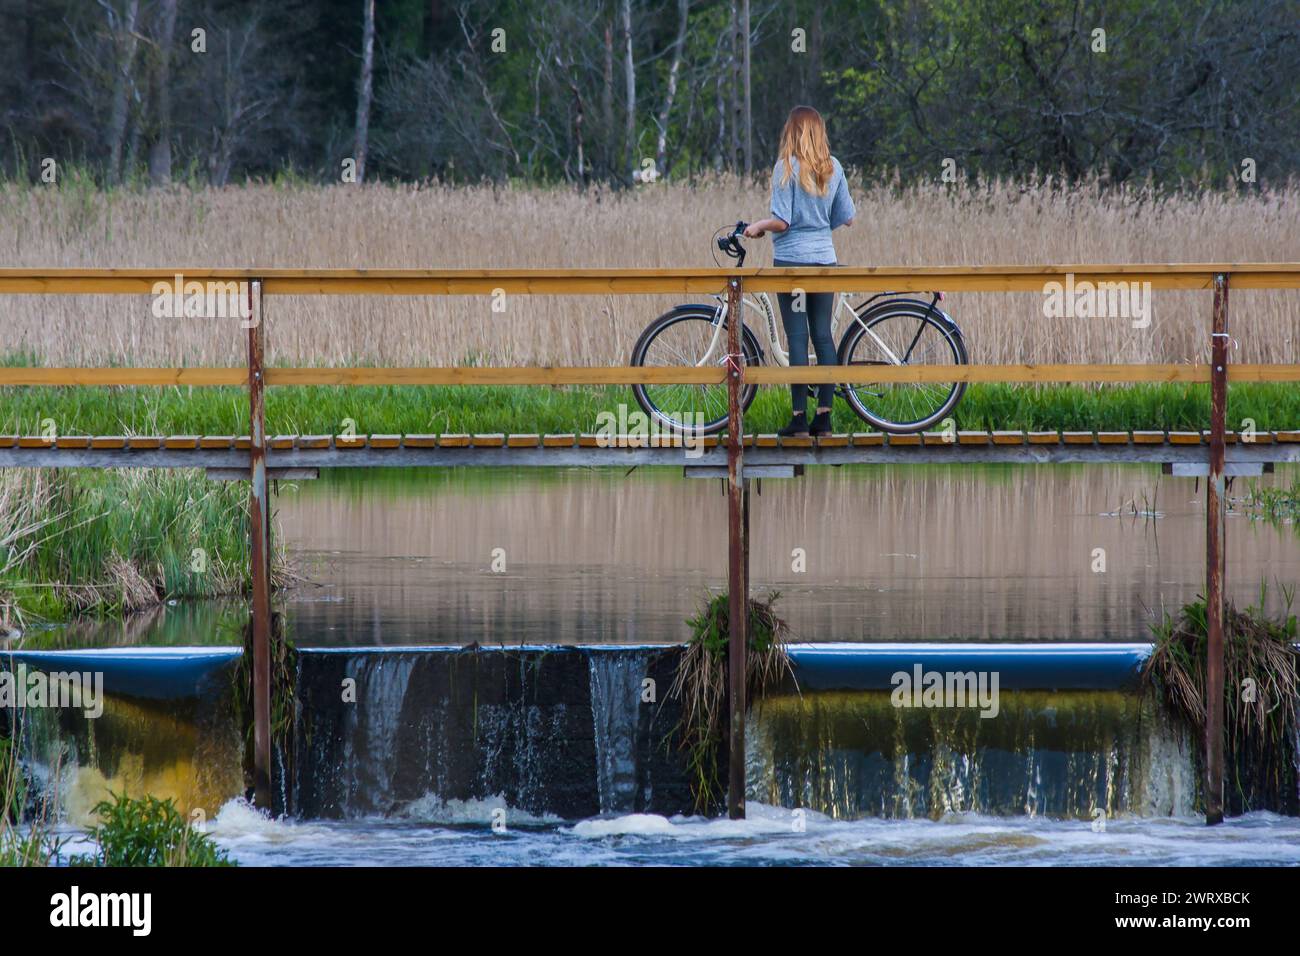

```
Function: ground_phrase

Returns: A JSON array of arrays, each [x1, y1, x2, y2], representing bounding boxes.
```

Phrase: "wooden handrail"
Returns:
[[1, 263, 1299, 294], [2, 364, 1299, 387]]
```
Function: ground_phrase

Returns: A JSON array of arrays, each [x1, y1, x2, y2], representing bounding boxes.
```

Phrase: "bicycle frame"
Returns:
[[698, 291, 908, 368]]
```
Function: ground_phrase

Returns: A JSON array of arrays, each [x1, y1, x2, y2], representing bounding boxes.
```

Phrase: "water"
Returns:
[[11, 463, 1300, 866], [49, 801, 1300, 867], [26, 463, 1300, 650]]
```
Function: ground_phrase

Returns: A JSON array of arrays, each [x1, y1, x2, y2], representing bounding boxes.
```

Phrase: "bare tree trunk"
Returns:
[[621, 0, 635, 182], [148, 0, 178, 185], [729, 0, 740, 172], [602, 18, 614, 177], [654, 0, 689, 177], [740, 0, 751, 176], [104, 0, 142, 186], [354, 0, 377, 182]]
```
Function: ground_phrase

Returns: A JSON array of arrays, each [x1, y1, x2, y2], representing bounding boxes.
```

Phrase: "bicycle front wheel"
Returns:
[[630, 307, 761, 435], [836, 301, 968, 433]]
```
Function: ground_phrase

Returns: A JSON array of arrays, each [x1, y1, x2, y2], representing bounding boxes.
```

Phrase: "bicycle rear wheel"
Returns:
[[836, 301, 968, 433], [630, 306, 761, 435]]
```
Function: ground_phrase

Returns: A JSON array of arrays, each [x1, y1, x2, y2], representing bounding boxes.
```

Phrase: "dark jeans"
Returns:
[[774, 257, 837, 413]]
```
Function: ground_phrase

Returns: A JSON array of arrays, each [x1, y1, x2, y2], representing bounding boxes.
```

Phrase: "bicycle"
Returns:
[[629, 221, 969, 435]]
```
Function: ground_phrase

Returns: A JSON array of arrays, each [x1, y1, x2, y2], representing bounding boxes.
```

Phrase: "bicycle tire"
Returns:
[[630, 306, 762, 435], [836, 300, 968, 433]]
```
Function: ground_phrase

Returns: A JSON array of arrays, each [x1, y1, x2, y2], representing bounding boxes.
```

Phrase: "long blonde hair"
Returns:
[[777, 106, 834, 196]]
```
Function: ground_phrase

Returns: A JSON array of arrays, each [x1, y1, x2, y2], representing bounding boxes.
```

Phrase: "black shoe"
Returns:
[[809, 410, 833, 436], [777, 413, 809, 437]]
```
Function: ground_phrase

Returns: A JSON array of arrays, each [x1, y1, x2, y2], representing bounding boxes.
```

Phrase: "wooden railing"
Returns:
[[4, 262, 1300, 823]]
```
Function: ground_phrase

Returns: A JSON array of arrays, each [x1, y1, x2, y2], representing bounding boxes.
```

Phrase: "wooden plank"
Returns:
[[163, 436, 198, 449], [991, 431, 1025, 445], [1131, 431, 1165, 444], [336, 435, 367, 449], [268, 435, 296, 450], [817, 433, 850, 447], [1169, 432, 1203, 445], [542, 434, 576, 447], [852, 432, 885, 446], [368, 435, 402, 449], [958, 431, 991, 445], [1063, 432, 1096, 445], [471, 434, 505, 448], [3, 264, 1298, 297], [576, 434, 601, 448], [1276, 430, 1300, 442], [199, 436, 234, 449], [1028, 432, 1061, 444], [235, 436, 251, 450], [755, 434, 779, 448], [128, 436, 162, 449], [402, 435, 438, 448], [1096, 432, 1130, 444], [0, 362, 1297, 388], [18, 437, 54, 448], [90, 436, 126, 449], [1247, 431, 1275, 444], [921, 431, 952, 446], [439, 434, 471, 447], [779, 435, 812, 448], [0, 437, 15, 448], [887, 434, 922, 446], [55, 436, 90, 449], [507, 434, 540, 448]]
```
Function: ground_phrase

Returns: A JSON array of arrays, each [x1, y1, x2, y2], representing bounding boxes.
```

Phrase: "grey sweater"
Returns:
[[769, 156, 855, 265]]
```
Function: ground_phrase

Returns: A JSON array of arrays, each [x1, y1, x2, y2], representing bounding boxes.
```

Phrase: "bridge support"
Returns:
[[725, 276, 747, 820], [1205, 273, 1229, 825], [246, 280, 274, 811]]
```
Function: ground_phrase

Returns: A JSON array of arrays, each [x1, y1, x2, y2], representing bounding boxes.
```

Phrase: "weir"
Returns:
[[11, 642, 1276, 822], [3, 263, 1300, 823]]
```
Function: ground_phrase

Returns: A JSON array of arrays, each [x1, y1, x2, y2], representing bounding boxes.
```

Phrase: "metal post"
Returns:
[[725, 276, 747, 820], [247, 279, 273, 810], [1205, 272, 1229, 826]]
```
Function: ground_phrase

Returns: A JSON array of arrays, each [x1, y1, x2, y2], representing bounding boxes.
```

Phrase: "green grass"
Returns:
[[72, 792, 235, 867], [2, 381, 1297, 436], [0, 467, 284, 627]]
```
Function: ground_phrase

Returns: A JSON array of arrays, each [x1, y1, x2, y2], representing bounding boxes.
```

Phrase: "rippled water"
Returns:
[[50, 799, 1300, 867]]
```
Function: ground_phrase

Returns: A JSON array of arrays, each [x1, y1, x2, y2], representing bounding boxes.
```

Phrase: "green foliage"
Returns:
[[73, 792, 235, 868], [1143, 588, 1300, 813], [2, 376, 1298, 439], [670, 591, 795, 814], [0, 466, 282, 626]]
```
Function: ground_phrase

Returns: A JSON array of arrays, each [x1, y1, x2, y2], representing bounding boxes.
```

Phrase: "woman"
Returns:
[[743, 106, 855, 437]]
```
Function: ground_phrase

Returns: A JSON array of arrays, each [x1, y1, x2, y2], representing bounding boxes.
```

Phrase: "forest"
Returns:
[[2, 0, 1297, 189]]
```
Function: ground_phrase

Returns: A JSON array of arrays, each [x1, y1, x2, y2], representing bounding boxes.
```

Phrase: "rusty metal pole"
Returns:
[[725, 276, 747, 820], [1205, 272, 1229, 826], [247, 279, 273, 810]]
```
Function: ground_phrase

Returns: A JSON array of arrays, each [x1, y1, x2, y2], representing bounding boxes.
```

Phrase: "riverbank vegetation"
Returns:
[[671, 591, 795, 813], [0, 467, 289, 631], [1143, 591, 1300, 814], [3, 380, 1299, 439]]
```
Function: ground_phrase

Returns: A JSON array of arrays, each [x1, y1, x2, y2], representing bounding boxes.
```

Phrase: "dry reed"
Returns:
[[0, 175, 1296, 370]]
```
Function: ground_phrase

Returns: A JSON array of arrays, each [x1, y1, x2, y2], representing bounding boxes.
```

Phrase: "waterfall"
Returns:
[[586, 650, 647, 814]]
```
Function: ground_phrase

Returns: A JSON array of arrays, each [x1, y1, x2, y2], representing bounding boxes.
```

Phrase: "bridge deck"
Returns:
[[0, 429, 1296, 469]]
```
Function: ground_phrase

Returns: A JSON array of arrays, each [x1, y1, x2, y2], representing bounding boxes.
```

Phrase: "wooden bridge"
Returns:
[[4, 262, 1300, 827]]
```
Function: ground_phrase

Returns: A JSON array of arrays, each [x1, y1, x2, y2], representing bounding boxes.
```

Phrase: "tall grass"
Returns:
[[2, 379, 1298, 436], [0, 468, 288, 627], [0, 175, 1296, 370]]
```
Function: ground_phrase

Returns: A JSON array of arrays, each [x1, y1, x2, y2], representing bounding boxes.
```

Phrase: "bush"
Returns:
[[73, 792, 235, 867]]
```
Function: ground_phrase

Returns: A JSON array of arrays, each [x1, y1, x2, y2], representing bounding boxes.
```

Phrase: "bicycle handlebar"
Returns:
[[715, 220, 748, 267]]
